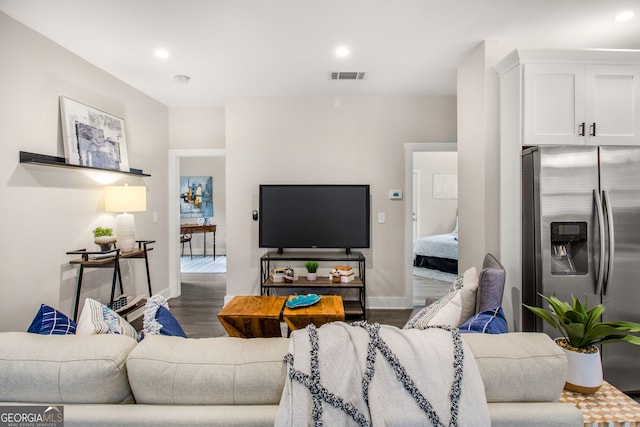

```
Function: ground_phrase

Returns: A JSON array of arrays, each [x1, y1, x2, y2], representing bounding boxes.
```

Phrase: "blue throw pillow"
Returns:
[[459, 307, 507, 334], [156, 305, 187, 338], [28, 304, 77, 335]]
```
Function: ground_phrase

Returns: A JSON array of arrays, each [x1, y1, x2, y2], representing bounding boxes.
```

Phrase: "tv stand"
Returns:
[[260, 250, 366, 319]]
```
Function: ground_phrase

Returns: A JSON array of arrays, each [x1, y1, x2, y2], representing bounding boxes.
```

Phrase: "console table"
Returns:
[[67, 240, 154, 321], [180, 224, 216, 259]]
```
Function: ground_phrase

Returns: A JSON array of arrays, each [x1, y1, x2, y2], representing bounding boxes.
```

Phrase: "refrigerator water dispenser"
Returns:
[[550, 222, 588, 275]]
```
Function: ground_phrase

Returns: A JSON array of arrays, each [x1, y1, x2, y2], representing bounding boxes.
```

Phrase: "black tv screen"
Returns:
[[259, 184, 370, 250]]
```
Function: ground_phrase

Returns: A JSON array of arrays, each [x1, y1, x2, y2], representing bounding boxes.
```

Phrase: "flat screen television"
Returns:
[[259, 184, 370, 252]]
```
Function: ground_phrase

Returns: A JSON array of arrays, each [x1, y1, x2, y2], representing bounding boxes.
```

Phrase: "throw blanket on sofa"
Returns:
[[275, 321, 490, 427]]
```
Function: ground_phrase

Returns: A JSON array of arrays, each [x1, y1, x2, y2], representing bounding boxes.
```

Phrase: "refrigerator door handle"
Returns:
[[593, 189, 606, 296], [602, 190, 615, 296]]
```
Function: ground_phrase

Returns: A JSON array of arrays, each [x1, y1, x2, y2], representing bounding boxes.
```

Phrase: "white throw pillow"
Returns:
[[458, 266, 479, 325], [76, 298, 138, 340], [409, 290, 463, 329]]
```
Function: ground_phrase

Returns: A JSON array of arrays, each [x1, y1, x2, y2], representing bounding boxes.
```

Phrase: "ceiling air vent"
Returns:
[[330, 71, 368, 80]]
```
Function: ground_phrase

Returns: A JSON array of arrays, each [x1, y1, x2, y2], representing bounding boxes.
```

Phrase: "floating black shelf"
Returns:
[[19, 151, 150, 177]]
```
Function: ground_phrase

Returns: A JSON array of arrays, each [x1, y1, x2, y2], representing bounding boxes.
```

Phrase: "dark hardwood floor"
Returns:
[[135, 273, 414, 338], [168, 273, 227, 338]]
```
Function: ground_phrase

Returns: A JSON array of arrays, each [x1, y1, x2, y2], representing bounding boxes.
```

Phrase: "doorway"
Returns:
[[404, 143, 457, 308], [179, 156, 227, 274], [168, 149, 226, 298]]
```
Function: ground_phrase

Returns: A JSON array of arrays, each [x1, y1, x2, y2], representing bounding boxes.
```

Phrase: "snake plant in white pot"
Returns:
[[524, 294, 640, 394]]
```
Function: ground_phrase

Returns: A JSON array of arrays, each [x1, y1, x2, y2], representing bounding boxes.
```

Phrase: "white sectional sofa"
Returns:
[[0, 331, 582, 426]]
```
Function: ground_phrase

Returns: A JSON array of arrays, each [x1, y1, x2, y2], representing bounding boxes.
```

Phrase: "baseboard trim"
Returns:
[[367, 297, 410, 310]]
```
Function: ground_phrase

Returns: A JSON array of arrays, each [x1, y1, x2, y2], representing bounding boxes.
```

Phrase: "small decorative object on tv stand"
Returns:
[[304, 261, 319, 281], [283, 266, 295, 283]]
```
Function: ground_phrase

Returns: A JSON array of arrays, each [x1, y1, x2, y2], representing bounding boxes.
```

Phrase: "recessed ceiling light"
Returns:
[[174, 74, 191, 84], [335, 46, 349, 57], [615, 11, 634, 22], [155, 49, 169, 59]]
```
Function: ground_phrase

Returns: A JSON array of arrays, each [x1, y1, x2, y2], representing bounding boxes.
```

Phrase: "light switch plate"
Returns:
[[378, 212, 386, 223]]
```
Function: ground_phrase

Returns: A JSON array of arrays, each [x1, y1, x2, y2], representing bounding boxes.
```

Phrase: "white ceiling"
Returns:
[[1, 0, 639, 108]]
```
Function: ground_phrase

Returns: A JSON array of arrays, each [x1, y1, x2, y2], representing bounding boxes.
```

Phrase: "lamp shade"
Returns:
[[105, 185, 146, 213], [105, 185, 146, 253]]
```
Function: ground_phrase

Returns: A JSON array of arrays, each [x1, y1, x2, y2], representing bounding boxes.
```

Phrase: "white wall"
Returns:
[[225, 96, 456, 308], [413, 152, 458, 237], [457, 41, 505, 315], [0, 12, 169, 331], [169, 107, 225, 149], [180, 156, 227, 255], [457, 41, 501, 266]]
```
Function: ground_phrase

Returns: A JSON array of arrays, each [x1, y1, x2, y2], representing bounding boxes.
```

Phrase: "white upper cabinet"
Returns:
[[523, 64, 585, 145], [585, 65, 640, 145], [496, 49, 640, 146]]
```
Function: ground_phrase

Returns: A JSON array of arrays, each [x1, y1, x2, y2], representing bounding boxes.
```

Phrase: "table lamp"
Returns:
[[105, 184, 146, 253]]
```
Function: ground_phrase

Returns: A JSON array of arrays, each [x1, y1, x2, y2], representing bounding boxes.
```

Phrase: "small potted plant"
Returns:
[[93, 226, 116, 251], [524, 293, 640, 394], [305, 261, 319, 282]]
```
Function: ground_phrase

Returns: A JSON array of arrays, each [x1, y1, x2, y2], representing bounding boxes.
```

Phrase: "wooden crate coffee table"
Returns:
[[282, 295, 345, 332], [217, 296, 286, 338]]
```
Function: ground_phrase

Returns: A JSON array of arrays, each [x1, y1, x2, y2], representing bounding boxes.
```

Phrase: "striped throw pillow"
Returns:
[[76, 298, 138, 340]]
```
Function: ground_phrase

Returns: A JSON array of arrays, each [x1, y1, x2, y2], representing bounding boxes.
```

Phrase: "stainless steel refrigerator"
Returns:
[[522, 145, 640, 392]]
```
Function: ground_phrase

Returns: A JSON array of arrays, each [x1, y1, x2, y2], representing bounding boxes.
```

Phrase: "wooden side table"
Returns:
[[282, 295, 345, 332], [560, 381, 640, 426], [217, 296, 286, 338]]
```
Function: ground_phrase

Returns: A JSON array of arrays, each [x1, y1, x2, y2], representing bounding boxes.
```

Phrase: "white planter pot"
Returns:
[[306, 273, 317, 282], [556, 338, 602, 394]]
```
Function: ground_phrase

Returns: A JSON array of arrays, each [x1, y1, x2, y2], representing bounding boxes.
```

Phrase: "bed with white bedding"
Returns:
[[413, 231, 458, 274]]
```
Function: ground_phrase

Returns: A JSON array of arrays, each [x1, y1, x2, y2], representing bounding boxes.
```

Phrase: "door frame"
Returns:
[[412, 169, 422, 241], [168, 148, 226, 298], [404, 142, 457, 308]]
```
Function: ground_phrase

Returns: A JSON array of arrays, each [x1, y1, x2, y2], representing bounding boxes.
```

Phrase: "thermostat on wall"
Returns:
[[388, 190, 403, 200]]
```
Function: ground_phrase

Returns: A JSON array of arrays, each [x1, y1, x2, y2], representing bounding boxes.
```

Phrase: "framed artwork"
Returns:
[[433, 174, 458, 199], [59, 96, 130, 172], [180, 176, 214, 218]]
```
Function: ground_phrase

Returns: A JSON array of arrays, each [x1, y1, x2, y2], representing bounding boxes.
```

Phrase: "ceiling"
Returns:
[[1, 0, 639, 108]]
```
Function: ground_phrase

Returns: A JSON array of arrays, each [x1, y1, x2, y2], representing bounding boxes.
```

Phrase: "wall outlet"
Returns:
[[153, 212, 159, 223]]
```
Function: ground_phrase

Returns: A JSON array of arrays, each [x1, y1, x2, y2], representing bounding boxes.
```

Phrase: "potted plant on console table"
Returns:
[[93, 227, 117, 251], [524, 294, 640, 394], [305, 261, 319, 282]]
